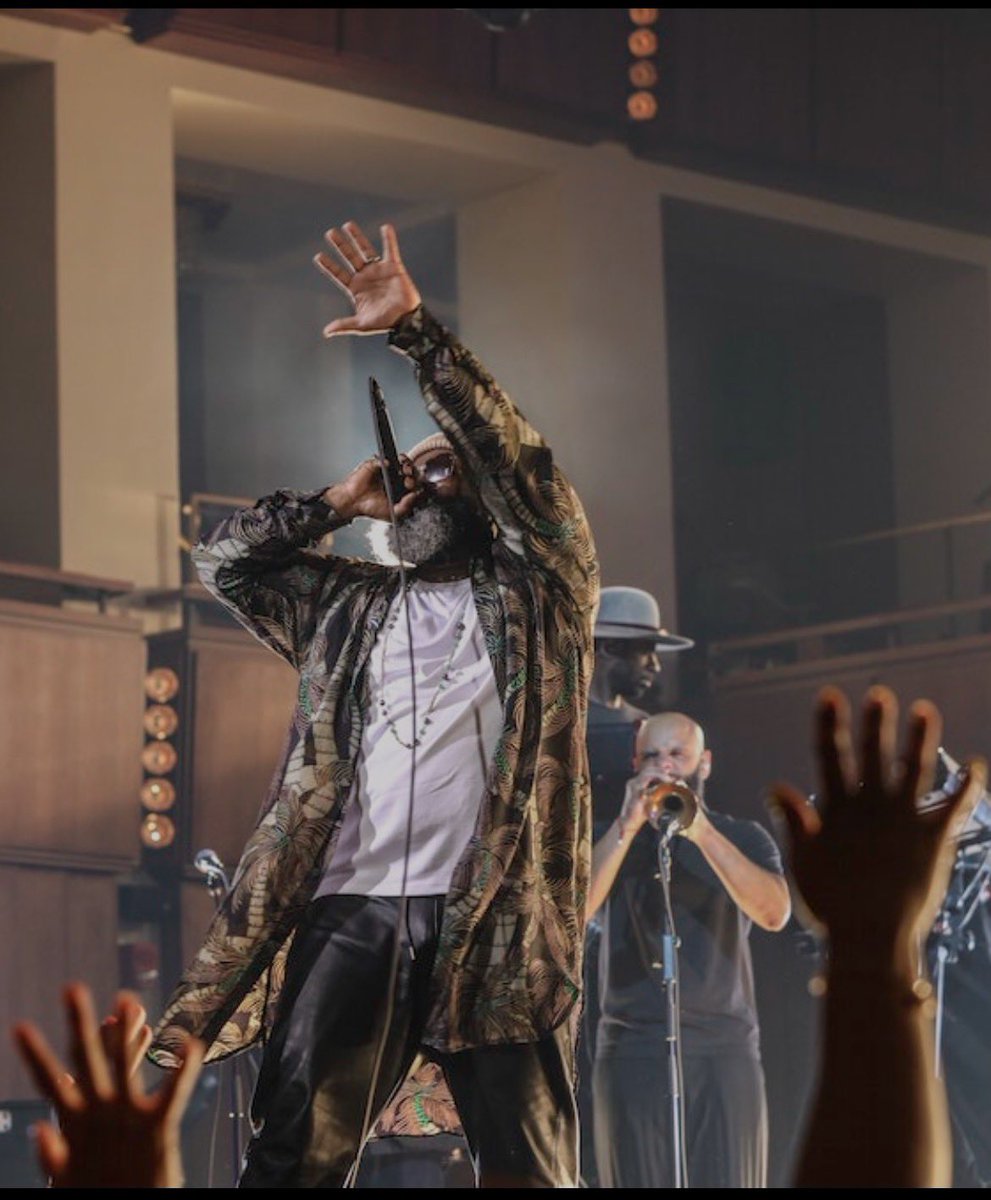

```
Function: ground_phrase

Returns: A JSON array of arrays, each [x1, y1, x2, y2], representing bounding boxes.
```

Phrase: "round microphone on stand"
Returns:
[[194, 847, 230, 901]]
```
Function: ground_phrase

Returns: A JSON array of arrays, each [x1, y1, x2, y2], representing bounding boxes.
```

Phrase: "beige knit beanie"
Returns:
[[404, 432, 452, 461]]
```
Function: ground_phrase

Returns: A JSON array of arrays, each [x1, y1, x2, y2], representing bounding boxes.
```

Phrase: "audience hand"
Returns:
[[12, 983, 203, 1189], [97, 996, 153, 1082], [771, 685, 985, 967]]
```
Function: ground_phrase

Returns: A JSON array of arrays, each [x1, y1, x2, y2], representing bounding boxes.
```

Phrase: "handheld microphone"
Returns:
[[369, 377, 406, 505]]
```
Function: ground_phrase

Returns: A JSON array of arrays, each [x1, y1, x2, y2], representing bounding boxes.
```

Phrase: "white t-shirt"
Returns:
[[317, 577, 502, 897]]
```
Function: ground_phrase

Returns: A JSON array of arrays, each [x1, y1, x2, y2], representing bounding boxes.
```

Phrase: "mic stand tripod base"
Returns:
[[196, 857, 255, 1186]]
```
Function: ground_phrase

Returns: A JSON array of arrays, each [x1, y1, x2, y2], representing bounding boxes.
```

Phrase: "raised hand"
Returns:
[[617, 769, 666, 841], [324, 455, 421, 522], [314, 221, 421, 337], [98, 997, 153, 1082], [771, 686, 986, 964], [12, 983, 204, 1189]]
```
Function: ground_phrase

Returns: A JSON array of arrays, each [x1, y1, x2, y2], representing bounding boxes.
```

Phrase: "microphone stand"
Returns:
[[655, 821, 689, 1188], [194, 850, 258, 1187]]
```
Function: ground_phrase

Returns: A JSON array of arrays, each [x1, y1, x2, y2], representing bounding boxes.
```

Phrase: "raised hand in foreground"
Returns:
[[96, 994, 153, 1084], [12, 984, 203, 1189], [771, 686, 985, 1189], [772, 686, 983, 970]]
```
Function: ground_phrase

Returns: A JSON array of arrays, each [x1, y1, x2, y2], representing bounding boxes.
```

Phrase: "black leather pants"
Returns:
[[238, 894, 577, 1189]]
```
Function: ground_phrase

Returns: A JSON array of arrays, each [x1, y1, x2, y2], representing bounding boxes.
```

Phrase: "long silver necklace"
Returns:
[[377, 582, 473, 749]]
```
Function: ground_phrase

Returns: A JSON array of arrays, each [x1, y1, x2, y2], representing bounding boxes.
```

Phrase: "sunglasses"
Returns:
[[415, 452, 459, 485]]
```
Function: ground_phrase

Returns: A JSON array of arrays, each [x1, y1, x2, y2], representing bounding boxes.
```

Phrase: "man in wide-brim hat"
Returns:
[[578, 586, 692, 1184], [590, 586, 693, 721]]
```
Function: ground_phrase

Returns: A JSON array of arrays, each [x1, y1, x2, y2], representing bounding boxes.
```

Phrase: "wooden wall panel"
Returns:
[[494, 8, 627, 124], [0, 604, 144, 865], [190, 637, 298, 870], [340, 7, 492, 93], [174, 8, 341, 53], [813, 8, 942, 195], [659, 8, 813, 164], [18, 8, 991, 233], [0, 867, 117, 1099], [710, 639, 991, 826]]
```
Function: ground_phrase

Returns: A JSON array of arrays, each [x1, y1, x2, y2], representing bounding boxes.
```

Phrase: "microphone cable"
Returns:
[[343, 451, 421, 1187]]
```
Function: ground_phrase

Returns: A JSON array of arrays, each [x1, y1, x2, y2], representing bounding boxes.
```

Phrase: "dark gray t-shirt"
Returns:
[[596, 807, 783, 1059]]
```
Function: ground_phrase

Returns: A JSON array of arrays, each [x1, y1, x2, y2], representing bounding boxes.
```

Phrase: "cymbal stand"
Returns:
[[931, 845, 991, 1078]]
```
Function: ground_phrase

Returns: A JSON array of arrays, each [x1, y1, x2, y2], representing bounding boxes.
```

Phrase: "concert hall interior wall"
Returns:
[[4, 9, 991, 1184]]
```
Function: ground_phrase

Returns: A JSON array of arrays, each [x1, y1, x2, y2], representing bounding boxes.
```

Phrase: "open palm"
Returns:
[[314, 220, 421, 336], [13, 984, 203, 1188], [772, 687, 985, 951]]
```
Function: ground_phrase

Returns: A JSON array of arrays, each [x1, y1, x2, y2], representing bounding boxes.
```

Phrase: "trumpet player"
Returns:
[[586, 712, 791, 1189]]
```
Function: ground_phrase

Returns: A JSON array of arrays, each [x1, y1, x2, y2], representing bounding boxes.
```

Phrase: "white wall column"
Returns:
[[456, 144, 679, 625], [54, 31, 180, 588]]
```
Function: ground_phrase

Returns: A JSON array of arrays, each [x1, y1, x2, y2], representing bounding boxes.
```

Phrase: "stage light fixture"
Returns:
[[626, 8, 660, 122], [140, 813, 176, 849], [143, 704, 179, 740], [627, 91, 659, 121], [141, 741, 177, 775], [463, 8, 535, 32], [629, 59, 659, 88], [144, 667, 179, 703], [122, 9, 176, 44], [628, 27, 658, 57], [141, 778, 176, 813]]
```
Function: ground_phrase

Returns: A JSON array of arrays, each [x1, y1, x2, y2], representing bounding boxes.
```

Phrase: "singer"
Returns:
[[148, 220, 598, 1188], [586, 712, 790, 1189]]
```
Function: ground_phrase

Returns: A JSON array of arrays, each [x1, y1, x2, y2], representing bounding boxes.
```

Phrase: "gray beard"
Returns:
[[368, 498, 490, 566]]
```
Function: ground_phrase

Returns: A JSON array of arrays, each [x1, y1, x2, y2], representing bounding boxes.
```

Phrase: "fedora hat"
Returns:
[[594, 586, 694, 651]]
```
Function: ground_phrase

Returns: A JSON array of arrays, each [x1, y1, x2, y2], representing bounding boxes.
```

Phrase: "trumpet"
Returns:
[[643, 778, 699, 833]]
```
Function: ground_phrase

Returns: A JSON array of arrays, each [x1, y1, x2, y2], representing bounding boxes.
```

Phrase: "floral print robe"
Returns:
[[149, 306, 599, 1070]]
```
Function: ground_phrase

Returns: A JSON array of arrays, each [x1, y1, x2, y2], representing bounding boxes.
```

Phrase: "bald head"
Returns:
[[635, 711, 711, 792]]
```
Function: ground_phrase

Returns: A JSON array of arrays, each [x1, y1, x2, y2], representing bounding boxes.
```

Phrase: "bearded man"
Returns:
[[148, 220, 598, 1189], [587, 711, 790, 1189]]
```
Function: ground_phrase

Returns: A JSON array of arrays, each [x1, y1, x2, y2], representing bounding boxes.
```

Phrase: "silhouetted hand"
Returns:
[[314, 221, 421, 336], [771, 686, 985, 964], [12, 983, 204, 1189]]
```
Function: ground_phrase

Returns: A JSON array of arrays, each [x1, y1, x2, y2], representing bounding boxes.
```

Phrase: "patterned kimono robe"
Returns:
[[149, 305, 599, 1069]]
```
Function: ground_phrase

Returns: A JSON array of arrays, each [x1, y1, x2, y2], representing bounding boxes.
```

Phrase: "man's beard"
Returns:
[[367, 496, 492, 566], [674, 764, 706, 801], [608, 657, 655, 703]]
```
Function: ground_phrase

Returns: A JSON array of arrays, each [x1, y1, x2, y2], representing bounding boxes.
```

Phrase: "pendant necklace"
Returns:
[[377, 581, 472, 749]]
